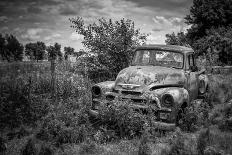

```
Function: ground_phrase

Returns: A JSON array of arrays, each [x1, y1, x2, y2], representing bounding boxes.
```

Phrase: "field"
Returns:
[[0, 61, 232, 155]]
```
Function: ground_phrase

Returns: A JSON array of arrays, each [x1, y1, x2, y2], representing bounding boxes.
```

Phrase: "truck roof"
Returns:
[[135, 44, 194, 54]]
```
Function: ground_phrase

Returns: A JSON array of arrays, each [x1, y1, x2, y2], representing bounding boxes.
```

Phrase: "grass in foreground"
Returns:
[[1, 62, 232, 155]]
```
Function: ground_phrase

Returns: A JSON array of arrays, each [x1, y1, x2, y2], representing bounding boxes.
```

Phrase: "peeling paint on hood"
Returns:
[[115, 66, 186, 90]]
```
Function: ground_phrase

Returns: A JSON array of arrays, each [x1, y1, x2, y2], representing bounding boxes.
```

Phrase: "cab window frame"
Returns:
[[186, 53, 196, 70]]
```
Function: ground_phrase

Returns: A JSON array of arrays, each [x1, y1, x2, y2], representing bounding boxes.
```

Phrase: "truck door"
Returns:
[[185, 54, 199, 101]]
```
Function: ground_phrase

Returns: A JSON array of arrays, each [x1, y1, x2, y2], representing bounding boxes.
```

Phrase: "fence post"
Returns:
[[51, 59, 56, 103]]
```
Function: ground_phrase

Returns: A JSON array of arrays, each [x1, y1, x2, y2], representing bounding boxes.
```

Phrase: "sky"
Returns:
[[0, 0, 193, 51]]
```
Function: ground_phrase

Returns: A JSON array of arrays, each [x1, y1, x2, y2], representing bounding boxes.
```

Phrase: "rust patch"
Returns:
[[155, 73, 168, 83]]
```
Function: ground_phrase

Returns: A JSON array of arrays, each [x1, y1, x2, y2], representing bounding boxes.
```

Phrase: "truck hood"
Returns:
[[115, 66, 186, 90]]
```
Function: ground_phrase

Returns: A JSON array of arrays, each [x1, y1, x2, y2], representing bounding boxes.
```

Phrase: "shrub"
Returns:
[[165, 128, 197, 155], [0, 75, 49, 128], [178, 100, 210, 132], [0, 61, 87, 129], [20, 137, 55, 155], [197, 127, 232, 155], [207, 74, 232, 105], [36, 97, 93, 145], [78, 139, 98, 155], [97, 99, 151, 139], [21, 138, 37, 155], [0, 137, 7, 153], [210, 103, 232, 131], [138, 132, 152, 155], [38, 142, 54, 155]]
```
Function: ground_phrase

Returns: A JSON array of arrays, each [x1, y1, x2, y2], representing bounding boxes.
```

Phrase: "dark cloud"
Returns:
[[27, 6, 42, 14], [59, 4, 79, 15], [58, 0, 103, 16], [0, 0, 193, 50], [124, 0, 192, 15], [60, 9, 78, 16], [84, 1, 104, 10], [0, 16, 8, 22], [0, 0, 62, 6], [126, 0, 191, 8]]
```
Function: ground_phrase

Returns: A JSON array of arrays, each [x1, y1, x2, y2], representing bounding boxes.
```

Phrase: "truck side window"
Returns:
[[186, 54, 195, 70], [189, 54, 194, 67]]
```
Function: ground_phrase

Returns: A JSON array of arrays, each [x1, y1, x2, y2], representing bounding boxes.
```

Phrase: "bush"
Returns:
[[197, 127, 232, 155], [178, 101, 210, 132], [38, 142, 54, 155], [207, 74, 232, 105], [36, 97, 93, 145], [0, 61, 87, 130], [78, 139, 98, 155], [21, 138, 37, 155], [20, 137, 55, 155], [168, 129, 196, 155], [210, 103, 232, 131], [97, 99, 152, 139], [0, 75, 49, 129]]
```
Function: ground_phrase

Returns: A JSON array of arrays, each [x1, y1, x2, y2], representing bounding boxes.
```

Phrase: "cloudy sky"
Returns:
[[0, 0, 192, 51]]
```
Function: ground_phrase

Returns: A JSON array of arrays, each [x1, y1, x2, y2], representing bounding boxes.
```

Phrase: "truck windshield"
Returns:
[[132, 49, 184, 69]]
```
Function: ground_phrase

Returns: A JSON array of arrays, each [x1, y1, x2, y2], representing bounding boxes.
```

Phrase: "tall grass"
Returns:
[[0, 61, 88, 129], [1, 61, 232, 155]]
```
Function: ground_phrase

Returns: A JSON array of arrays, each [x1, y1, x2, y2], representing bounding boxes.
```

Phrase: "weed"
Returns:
[[21, 138, 37, 155], [97, 99, 150, 139]]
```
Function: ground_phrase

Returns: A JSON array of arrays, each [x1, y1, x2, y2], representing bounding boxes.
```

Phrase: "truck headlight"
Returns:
[[149, 97, 161, 109], [162, 94, 174, 108], [92, 86, 101, 97]]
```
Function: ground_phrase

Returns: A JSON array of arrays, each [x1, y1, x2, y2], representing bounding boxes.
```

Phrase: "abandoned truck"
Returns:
[[90, 45, 209, 129]]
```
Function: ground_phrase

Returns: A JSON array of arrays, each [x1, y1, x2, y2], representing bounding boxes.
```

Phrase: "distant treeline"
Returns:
[[0, 34, 83, 62]]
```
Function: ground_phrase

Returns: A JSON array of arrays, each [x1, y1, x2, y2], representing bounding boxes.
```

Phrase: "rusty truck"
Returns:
[[90, 45, 209, 130]]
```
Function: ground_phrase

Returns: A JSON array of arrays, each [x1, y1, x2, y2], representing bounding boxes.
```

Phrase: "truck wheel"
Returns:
[[199, 80, 206, 94]]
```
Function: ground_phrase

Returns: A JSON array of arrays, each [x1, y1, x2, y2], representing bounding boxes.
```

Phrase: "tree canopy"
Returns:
[[165, 0, 232, 65], [165, 32, 190, 47], [25, 41, 46, 62], [0, 34, 24, 62], [46, 43, 63, 61], [70, 17, 147, 78], [6, 34, 24, 61], [185, 0, 232, 43], [0, 34, 8, 61], [64, 46, 75, 60]]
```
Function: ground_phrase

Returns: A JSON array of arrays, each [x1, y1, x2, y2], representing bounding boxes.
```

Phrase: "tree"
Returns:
[[185, 0, 232, 40], [70, 17, 147, 78], [165, 32, 190, 47], [194, 26, 232, 65], [74, 49, 86, 58], [5, 34, 24, 61], [46, 43, 62, 61], [185, 0, 232, 64], [25, 42, 46, 62], [64, 46, 75, 60], [0, 34, 24, 62], [165, 0, 232, 65], [0, 34, 8, 61], [185, 0, 232, 53]]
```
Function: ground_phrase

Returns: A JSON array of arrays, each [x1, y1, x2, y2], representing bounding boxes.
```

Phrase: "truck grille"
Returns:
[[121, 90, 142, 96]]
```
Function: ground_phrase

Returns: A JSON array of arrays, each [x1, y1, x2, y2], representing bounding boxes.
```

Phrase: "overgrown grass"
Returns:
[[1, 61, 232, 155], [208, 74, 232, 105]]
